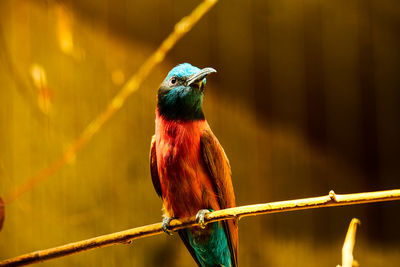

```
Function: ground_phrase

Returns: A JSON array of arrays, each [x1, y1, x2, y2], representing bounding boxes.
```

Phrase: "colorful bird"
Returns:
[[150, 63, 238, 267]]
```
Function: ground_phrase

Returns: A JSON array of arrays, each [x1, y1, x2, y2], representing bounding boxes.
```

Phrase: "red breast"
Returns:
[[155, 110, 219, 218]]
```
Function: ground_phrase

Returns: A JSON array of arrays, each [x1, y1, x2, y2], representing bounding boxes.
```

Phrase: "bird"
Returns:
[[150, 63, 238, 267]]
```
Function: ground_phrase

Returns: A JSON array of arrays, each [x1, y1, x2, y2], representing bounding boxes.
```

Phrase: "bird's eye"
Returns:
[[169, 77, 177, 86]]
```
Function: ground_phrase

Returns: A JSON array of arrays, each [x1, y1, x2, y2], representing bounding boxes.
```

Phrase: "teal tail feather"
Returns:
[[186, 222, 232, 267]]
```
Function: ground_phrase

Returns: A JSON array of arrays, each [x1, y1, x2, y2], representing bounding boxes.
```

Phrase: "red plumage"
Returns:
[[150, 109, 238, 266]]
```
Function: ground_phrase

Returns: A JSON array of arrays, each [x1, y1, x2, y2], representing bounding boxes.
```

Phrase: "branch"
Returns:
[[1, 189, 399, 266], [3, 0, 218, 204], [337, 218, 361, 267]]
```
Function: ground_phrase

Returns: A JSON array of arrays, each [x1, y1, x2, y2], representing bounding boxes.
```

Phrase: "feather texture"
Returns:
[[150, 111, 238, 267], [150, 63, 237, 266], [200, 129, 238, 267]]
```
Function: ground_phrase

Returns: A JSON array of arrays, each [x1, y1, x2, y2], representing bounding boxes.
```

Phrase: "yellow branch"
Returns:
[[337, 218, 361, 267], [3, 0, 218, 204], [1, 189, 399, 266]]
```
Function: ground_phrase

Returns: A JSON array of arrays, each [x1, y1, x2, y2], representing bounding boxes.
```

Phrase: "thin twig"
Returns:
[[337, 218, 361, 267], [1, 189, 399, 266], [3, 0, 218, 204]]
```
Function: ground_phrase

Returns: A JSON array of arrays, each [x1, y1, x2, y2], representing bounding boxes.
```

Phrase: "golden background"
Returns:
[[0, 0, 399, 266]]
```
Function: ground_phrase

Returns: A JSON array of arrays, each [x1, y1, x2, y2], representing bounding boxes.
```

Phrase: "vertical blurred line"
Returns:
[[4, 0, 219, 205], [322, 0, 362, 176], [215, 0, 254, 107], [157, 0, 176, 43], [303, 0, 327, 147], [246, 0, 272, 260], [0, 197, 4, 230], [250, 0, 272, 208], [252, 0, 271, 121], [373, 0, 400, 242], [302, 0, 330, 242], [358, 0, 379, 185], [357, 0, 381, 240], [106, 0, 126, 38], [207, 1, 218, 72]]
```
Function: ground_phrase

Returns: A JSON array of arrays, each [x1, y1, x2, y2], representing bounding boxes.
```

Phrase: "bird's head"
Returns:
[[157, 63, 217, 121]]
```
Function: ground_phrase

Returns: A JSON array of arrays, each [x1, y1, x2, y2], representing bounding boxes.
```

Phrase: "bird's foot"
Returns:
[[162, 217, 174, 236], [196, 209, 211, 229]]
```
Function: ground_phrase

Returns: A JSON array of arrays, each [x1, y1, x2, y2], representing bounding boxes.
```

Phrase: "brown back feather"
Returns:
[[200, 129, 238, 267], [150, 135, 162, 198]]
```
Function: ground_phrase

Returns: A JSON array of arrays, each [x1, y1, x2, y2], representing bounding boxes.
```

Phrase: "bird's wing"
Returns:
[[200, 129, 238, 267], [150, 135, 162, 197]]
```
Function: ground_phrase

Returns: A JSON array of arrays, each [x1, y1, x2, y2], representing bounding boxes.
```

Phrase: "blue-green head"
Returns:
[[157, 63, 217, 121]]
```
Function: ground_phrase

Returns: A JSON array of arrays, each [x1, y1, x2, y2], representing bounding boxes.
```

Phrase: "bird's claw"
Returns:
[[162, 217, 173, 236], [196, 209, 211, 229]]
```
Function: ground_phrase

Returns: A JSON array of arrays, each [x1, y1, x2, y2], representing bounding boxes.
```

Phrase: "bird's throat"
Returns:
[[157, 90, 204, 121]]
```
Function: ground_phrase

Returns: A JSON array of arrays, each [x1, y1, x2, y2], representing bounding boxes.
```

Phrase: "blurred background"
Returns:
[[0, 0, 399, 266]]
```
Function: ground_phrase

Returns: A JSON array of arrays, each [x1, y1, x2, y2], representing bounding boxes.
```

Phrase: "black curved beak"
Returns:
[[186, 67, 217, 87]]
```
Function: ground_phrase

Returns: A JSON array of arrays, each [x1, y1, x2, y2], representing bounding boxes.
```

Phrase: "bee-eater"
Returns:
[[150, 63, 238, 267]]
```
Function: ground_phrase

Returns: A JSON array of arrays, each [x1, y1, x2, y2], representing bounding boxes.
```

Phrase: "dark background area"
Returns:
[[0, 0, 399, 266]]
